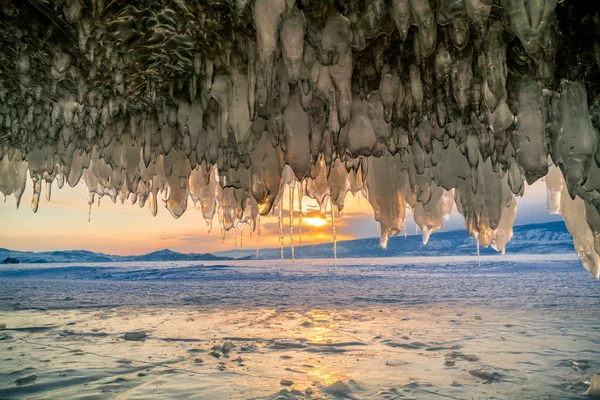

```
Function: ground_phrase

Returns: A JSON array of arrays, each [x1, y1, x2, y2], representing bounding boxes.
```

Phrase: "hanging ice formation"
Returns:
[[1, 1, 600, 278]]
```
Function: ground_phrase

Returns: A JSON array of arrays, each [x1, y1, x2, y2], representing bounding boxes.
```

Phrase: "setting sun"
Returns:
[[303, 217, 328, 227]]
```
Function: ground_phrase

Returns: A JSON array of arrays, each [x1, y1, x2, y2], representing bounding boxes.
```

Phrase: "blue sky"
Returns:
[[0, 178, 558, 255]]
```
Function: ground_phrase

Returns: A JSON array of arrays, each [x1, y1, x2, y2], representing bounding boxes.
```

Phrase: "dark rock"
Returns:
[[123, 331, 147, 341], [15, 374, 38, 386]]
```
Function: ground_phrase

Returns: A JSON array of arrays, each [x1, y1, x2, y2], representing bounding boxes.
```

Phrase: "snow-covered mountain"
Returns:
[[0, 248, 232, 264], [1, 221, 573, 264], [216, 221, 574, 259]]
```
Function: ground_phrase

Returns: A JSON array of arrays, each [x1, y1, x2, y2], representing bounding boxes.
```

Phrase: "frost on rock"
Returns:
[[1, 1, 600, 277]]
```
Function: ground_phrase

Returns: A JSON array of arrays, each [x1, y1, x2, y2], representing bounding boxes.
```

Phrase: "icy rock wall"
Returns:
[[1, 0, 600, 277]]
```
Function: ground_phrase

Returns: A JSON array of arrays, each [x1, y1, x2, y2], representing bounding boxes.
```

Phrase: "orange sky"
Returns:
[[0, 181, 376, 255], [0, 178, 555, 255]]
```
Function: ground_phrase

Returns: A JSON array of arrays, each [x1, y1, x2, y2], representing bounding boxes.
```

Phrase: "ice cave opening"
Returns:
[[1, 0, 600, 277]]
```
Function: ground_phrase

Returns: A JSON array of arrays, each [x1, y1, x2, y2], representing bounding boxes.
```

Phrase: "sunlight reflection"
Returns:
[[307, 327, 332, 343], [308, 368, 341, 386]]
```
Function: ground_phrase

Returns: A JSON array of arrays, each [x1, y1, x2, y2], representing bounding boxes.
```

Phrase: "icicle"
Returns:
[[149, 184, 157, 217], [219, 202, 226, 247], [234, 225, 238, 249], [403, 219, 407, 238], [45, 180, 52, 201], [240, 225, 243, 255], [298, 182, 303, 246], [289, 182, 295, 262], [98, 197, 101, 207], [87, 191, 95, 222], [279, 196, 284, 261], [476, 238, 481, 267], [331, 202, 337, 268], [30, 177, 41, 213], [256, 214, 261, 259]]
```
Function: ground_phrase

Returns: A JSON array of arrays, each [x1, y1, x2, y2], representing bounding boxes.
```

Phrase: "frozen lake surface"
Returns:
[[0, 254, 595, 311], [0, 256, 599, 399]]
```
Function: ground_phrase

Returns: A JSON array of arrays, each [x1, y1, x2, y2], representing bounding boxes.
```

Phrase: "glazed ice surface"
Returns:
[[0, 257, 598, 398]]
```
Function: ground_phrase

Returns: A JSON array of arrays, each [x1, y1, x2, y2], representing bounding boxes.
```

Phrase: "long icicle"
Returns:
[[289, 181, 295, 262], [220, 202, 225, 247], [332, 202, 337, 268], [298, 182, 303, 246], [87, 192, 94, 222], [240, 225, 243, 256], [256, 215, 261, 259], [45, 180, 52, 201], [31, 176, 42, 213], [279, 195, 284, 262], [476, 237, 481, 268]]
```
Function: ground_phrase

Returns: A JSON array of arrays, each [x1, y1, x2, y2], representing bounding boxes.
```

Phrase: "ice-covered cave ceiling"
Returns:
[[0, 0, 600, 277]]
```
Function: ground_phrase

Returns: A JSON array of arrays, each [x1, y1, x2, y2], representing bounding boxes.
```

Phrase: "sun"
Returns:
[[304, 217, 328, 227]]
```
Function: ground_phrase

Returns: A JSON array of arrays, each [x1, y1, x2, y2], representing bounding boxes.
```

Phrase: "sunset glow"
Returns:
[[0, 179, 553, 255], [303, 217, 328, 227]]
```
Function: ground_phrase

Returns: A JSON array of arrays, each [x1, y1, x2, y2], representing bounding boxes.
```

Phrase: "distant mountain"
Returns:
[[0, 248, 233, 264], [120, 249, 229, 262], [0, 221, 574, 264], [215, 221, 575, 260]]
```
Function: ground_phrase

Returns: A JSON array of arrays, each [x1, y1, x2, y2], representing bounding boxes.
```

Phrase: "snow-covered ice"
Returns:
[[0, 257, 599, 398]]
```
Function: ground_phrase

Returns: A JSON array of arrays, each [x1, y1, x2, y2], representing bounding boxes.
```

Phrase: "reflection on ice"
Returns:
[[307, 326, 331, 344], [307, 368, 342, 386], [0, 304, 597, 399]]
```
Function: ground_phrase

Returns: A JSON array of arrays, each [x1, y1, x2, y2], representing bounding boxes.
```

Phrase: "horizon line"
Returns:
[[0, 220, 566, 257]]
